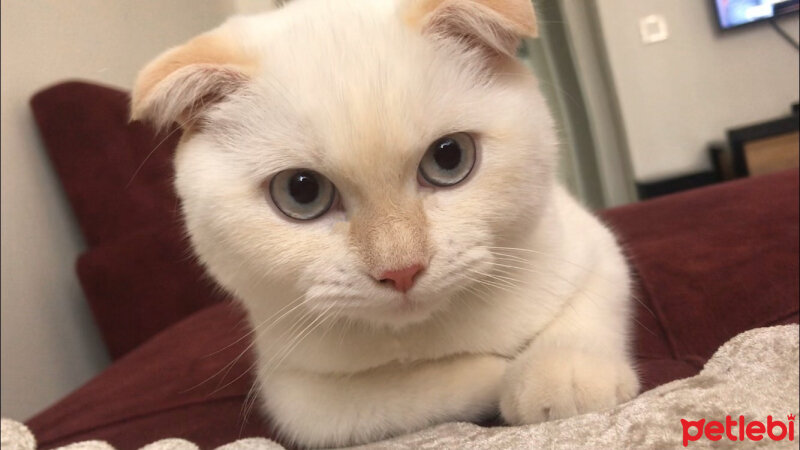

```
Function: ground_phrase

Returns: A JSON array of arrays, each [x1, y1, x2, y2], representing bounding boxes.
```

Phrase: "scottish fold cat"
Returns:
[[131, 0, 639, 447]]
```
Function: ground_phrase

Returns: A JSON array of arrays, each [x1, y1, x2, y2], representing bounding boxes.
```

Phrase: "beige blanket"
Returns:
[[3, 325, 798, 449]]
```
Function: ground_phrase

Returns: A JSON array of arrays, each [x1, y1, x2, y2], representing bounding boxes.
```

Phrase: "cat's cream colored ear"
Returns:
[[403, 0, 538, 57], [130, 27, 258, 131]]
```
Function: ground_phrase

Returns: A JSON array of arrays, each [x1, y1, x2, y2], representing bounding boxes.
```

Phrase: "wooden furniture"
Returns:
[[640, 104, 799, 199], [728, 107, 800, 178]]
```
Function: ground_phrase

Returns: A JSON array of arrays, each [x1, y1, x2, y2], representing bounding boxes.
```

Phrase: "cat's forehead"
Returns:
[[235, 0, 483, 184], [240, 0, 404, 65]]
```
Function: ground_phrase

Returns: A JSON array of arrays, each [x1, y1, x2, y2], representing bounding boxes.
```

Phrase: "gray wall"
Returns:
[[593, 1, 799, 182], [1, 0, 236, 420]]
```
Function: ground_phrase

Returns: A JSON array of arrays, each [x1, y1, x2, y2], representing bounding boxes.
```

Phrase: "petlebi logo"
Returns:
[[681, 413, 797, 446]]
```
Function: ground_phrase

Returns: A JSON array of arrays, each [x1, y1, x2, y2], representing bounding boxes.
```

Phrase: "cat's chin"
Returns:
[[339, 295, 450, 330]]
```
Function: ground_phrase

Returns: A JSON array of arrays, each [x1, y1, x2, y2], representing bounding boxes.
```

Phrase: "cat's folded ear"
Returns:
[[403, 0, 537, 57], [130, 25, 258, 131]]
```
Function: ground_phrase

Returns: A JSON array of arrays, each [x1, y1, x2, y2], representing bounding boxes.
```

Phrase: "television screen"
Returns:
[[714, 0, 799, 29]]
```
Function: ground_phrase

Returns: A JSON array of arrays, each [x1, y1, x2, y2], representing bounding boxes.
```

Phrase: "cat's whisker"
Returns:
[[488, 264, 532, 279], [213, 339, 259, 391], [464, 268, 568, 313], [465, 268, 517, 286], [491, 258, 610, 296], [203, 293, 307, 359], [489, 246, 623, 281], [481, 252, 656, 338], [238, 301, 347, 431], [208, 304, 326, 398], [207, 358, 260, 398], [273, 306, 319, 351], [265, 303, 334, 365], [490, 248, 657, 320], [180, 343, 255, 395], [183, 295, 311, 394], [239, 378, 263, 437], [447, 264, 511, 300], [461, 283, 493, 304], [205, 300, 324, 396], [461, 273, 521, 296], [482, 266, 533, 284], [490, 261, 553, 276], [216, 295, 314, 367], [260, 302, 339, 382], [467, 268, 522, 289], [488, 259, 658, 337], [488, 252, 533, 265]]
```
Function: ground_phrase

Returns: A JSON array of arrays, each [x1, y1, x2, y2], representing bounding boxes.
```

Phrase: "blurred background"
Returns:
[[1, 0, 798, 421]]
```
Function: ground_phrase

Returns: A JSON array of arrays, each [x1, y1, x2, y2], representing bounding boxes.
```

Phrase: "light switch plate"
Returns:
[[640, 14, 669, 44]]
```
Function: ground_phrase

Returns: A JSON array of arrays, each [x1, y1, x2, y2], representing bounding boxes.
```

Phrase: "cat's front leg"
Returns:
[[499, 277, 640, 424], [260, 354, 508, 448]]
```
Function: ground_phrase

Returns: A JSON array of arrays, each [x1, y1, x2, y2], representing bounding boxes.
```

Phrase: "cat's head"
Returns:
[[132, 0, 557, 328]]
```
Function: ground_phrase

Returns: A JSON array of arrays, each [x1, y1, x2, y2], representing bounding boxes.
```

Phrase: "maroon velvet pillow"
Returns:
[[600, 169, 799, 368], [31, 81, 182, 246], [77, 223, 228, 359], [31, 80, 224, 358], [26, 301, 278, 450]]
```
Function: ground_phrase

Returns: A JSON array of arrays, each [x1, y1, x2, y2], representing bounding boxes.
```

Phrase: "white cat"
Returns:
[[131, 0, 639, 447]]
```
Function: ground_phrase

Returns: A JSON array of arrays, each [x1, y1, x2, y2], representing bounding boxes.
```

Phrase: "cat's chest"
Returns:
[[262, 289, 559, 374]]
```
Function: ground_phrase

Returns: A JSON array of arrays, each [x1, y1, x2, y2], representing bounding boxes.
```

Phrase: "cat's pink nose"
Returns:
[[377, 264, 424, 293]]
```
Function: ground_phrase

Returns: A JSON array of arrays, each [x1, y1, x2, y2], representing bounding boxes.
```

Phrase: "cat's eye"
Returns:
[[269, 169, 336, 220], [418, 133, 476, 187]]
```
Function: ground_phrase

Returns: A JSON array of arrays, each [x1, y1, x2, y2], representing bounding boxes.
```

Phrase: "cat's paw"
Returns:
[[499, 350, 639, 424]]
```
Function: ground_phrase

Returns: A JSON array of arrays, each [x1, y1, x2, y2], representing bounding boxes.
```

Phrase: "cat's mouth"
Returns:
[[395, 293, 420, 312], [322, 285, 447, 328]]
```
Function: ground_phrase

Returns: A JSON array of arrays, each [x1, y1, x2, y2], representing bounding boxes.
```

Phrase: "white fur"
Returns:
[[147, 0, 640, 447]]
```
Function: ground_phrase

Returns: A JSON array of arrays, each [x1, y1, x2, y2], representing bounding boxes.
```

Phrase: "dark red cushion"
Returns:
[[601, 169, 799, 378], [26, 302, 278, 450], [77, 223, 228, 359], [31, 81, 224, 358], [31, 81, 182, 247]]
